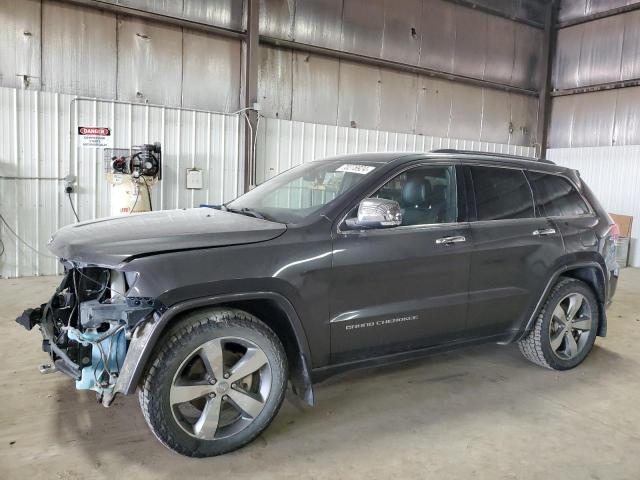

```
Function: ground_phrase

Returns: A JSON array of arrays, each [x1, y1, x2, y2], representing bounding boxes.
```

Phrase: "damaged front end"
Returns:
[[16, 263, 161, 406]]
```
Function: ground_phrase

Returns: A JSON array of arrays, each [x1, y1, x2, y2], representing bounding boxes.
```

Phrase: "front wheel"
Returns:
[[519, 278, 599, 370], [138, 308, 288, 457]]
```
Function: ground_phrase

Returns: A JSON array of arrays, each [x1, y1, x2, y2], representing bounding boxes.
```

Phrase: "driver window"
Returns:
[[371, 165, 458, 226]]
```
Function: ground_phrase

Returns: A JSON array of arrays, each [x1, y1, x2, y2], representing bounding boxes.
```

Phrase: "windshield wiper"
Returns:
[[225, 206, 267, 220]]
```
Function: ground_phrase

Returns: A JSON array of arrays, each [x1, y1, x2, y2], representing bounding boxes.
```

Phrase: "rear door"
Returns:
[[526, 171, 599, 255], [465, 165, 565, 338], [329, 162, 471, 363]]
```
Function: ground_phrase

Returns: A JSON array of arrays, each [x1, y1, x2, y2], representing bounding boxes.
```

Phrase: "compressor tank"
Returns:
[[108, 174, 153, 216]]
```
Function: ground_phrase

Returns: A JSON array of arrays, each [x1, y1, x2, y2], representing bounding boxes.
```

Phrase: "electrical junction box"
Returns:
[[186, 168, 203, 189]]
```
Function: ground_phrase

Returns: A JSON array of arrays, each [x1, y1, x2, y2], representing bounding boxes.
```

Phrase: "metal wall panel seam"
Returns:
[[13, 89, 19, 277], [54, 92, 61, 274], [35, 91, 40, 275]]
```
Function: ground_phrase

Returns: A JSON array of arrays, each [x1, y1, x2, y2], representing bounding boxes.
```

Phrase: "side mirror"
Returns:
[[345, 198, 403, 230]]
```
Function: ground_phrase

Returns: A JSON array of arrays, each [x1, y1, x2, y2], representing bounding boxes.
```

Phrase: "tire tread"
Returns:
[[138, 308, 287, 457], [518, 277, 583, 369]]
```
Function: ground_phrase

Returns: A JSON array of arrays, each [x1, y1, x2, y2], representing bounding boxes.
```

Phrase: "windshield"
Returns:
[[226, 159, 381, 223]]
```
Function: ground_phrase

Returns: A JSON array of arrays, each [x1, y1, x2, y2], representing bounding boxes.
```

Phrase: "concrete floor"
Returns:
[[1, 270, 639, 480]]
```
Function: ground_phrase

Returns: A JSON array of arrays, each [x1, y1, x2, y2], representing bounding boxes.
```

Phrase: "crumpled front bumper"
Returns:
[[15, 267, 161, 406]]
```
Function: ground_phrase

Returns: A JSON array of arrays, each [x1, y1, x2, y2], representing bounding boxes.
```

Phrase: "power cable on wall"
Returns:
[[67, 192, 80, 222], [0, 212, 57, 259]]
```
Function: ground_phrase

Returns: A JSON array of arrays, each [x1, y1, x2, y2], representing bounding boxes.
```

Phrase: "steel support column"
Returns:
[[243, 0, 260, 191], [536, 1, 557, 159]]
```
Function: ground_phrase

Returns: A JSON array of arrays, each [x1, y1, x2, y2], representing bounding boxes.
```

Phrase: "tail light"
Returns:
[[610, 222, 620, 242]]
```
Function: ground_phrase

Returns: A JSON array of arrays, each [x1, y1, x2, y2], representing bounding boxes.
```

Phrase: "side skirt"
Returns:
[[311, 333, 511, 383]]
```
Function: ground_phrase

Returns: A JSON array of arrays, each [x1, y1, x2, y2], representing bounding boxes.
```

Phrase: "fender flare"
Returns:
[[115, 291, 314, 405], [514, 260, 607, 342]]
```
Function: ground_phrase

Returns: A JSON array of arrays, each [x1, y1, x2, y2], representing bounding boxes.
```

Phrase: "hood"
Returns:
[[48, 208, 287, 267]]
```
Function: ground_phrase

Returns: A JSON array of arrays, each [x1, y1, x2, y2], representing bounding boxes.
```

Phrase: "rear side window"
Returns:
[[470, 166, 535, 221], [527, 172, 590, 217]]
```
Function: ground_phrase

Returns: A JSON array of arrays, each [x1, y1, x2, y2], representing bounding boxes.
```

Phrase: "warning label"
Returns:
[[77, 126, 113, 148]]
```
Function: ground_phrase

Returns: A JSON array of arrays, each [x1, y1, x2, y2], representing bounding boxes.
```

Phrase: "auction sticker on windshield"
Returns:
[[336, 164, 376, 174]]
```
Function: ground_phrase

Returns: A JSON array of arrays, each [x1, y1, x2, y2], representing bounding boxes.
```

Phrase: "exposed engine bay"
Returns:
[[16, 264, 160, 406]]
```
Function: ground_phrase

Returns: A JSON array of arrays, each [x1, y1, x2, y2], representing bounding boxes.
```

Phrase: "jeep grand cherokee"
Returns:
[[17, 150, 619, 457]]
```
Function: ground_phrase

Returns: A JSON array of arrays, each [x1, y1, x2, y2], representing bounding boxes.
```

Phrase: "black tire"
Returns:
[[519, 277, 599, 370], [138, 307, 287, 457]]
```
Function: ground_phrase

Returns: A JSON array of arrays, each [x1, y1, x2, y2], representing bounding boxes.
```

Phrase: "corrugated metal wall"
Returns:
[[558, 0, 640, 23], [0, 0, 243, 112], [256, 116, 536, 183], [0, 86, 242, 278], [258, 47, 540, 145], [549, 4, 640, 148], [1, 0, 543, 146], [548, 87, 640, 147], [553, 9, 640, 89], [261, 0, 545, 91], [548, 146, 640, 267]]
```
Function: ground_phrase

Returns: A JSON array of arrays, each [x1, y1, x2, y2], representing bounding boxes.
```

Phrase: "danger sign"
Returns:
[[77, 126, 113, 148]]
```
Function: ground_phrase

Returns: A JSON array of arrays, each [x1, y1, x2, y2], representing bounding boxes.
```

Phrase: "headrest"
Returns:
[[402, 176, 432, 207]]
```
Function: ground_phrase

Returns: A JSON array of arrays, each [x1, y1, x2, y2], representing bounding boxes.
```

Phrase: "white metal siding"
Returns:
[[255, 116, 536, 183], [0, 86, 242, 278], [547, 146, 640, 267]]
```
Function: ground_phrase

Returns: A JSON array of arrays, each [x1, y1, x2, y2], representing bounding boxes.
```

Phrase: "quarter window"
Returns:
[[527, 172, 590, 217], [470, 166, 535, 221]]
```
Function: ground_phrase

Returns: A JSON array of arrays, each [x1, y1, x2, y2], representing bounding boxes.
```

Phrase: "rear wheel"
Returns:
[[139, 308, 287, 457], [519, 278, 599, 370]]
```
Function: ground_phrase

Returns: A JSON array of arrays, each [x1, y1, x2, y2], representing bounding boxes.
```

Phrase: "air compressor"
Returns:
[[104, 143, 162, 216]]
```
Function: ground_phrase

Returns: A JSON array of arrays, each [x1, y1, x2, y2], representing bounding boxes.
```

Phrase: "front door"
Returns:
[[329, 163, 472, 363]]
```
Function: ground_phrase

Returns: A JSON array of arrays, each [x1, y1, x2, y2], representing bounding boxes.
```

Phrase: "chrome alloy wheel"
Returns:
[[170, 337, 272, 440], [549, 293, 593, 360]]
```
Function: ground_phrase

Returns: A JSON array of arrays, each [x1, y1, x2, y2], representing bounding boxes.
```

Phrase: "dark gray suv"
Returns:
[[17, 150, 619, 457]]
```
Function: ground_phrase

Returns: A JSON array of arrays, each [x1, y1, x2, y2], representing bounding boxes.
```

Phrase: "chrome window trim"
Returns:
[[468, 217, 553, 227], [466, 162, 595, 220], [336, 159, 596, 236]]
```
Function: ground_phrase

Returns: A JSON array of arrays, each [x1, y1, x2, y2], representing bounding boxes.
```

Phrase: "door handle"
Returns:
[[435, 235, 466, 245], [532, 228, 556, 236]]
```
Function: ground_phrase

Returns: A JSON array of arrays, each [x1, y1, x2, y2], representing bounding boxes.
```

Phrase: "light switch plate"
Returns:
[[186, 168, 203, 189]]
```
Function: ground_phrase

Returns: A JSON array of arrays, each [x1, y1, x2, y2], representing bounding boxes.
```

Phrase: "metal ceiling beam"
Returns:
[[441, 0, 545, 29], [551, 78, 640, 97], [557, 2, 640, 28], [260, 36, 539, 97], [57, 0, 246, 40]]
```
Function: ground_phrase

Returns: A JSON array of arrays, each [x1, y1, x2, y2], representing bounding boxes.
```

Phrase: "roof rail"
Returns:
[[431, 149, 555, 165]]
